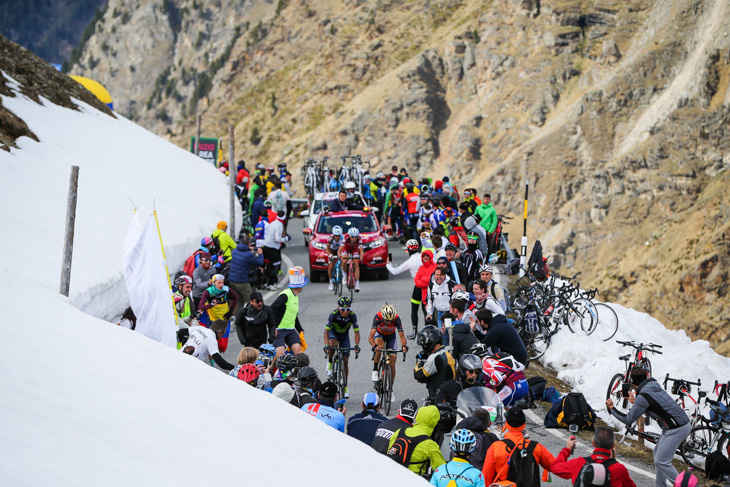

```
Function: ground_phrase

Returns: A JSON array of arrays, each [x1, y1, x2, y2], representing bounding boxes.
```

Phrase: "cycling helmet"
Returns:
[[347, 227, 359, 238], [263, 199, 273, 208], [450, 428, 477, 454], [480, 264, 494, 274], [467, 232, 479, 242], [405, 182, 415, 191], [201, 237, 213, 246], [458, 354, 483, 377], [451, 290, 470, 302], [363, 173, 372, 182], [406, 239, 420, 251], [235, 363, 261, 385], [344, 181, 356, 190], [296, 366, 319, 389], [338, 296, 352, 309], [174, 275, 192, 287], [258, 344, 276, 358], [380, 303, 397, 321], [375, 171, 385, 179], [276, 354, 298, 372], [444, 243, 457, 252], [470, 342, 490, 358], [332, 225, 343, 236], [417, 325, 442, 354]]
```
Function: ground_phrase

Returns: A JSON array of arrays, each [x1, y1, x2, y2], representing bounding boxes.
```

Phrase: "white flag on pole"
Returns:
[[122, 213, 177, 347]]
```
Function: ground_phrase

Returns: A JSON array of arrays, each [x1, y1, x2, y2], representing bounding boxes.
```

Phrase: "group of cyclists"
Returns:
[[118, 162, 726, 487]]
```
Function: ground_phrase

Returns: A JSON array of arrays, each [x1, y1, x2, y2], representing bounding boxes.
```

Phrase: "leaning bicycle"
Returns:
[[606, 341, 662, 416], [373, 348, 407, 416]]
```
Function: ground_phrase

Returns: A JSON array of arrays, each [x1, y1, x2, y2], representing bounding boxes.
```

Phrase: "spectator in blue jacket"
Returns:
[[228, 237, 263, 315], [347, 392, 388, 444], [249, 189, 267, 226], [475, 309, 528, 367]]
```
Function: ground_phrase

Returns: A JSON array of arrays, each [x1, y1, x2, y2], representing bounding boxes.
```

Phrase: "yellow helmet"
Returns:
[[381, 303, 397, 321]]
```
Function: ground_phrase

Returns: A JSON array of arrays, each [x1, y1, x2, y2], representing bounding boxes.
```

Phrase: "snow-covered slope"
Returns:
[[1, 69, 232, 321], [0, 76, 424, 487]]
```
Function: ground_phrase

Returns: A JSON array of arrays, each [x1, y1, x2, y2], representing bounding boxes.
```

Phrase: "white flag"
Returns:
[[123, 213, 177, 347]]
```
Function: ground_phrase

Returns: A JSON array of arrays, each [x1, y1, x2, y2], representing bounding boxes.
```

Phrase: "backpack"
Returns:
[[183, 250, 202, 278], [557, 392, 596, 430], [272, 190, 285, 213], [705, 449, 730, 480], [528, 377, 547, 402], [386, 430, 430, 473], [490, 281, 512, 312], [574, 458, 616, 487], [501, 439, 541, 487], [210, 233, 222, 255]]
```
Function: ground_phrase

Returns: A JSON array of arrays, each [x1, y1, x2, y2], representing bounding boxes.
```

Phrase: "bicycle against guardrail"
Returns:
[[373, 348, 407, 416]]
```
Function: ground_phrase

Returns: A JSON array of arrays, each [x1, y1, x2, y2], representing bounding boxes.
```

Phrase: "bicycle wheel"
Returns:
[[520, 318, 551, 360], [566, 298, 595, 335], [382, 361, 393, 415], [593, 303, 619, 341], [334, 264, 342, 296], [606, 373, 630, 411], [335, 358, 347, 400], [680, 425, 721, 467]]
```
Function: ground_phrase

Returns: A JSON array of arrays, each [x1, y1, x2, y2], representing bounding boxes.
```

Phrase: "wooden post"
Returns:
[[228, 126, 236, 238], [194, 114, 201, 156], [637, 416, 645, 447], [59, 165, 79, 297]]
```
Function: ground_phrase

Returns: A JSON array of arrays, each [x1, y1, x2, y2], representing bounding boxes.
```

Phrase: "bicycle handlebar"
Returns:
[[616, 341, 663, 352], [325, 346, 360, 359], [663, 373, 701, 389], [374, 348, 408, 362]]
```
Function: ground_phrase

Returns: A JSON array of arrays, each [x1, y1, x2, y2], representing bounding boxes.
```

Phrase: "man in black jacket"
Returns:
[[235, 291, 276, 348], [371, 399, 418, 453], [447, 309, 478, 361], [443, 244, 468, 285], [475, 309, 528, 366], [329, 190, 364, 212]]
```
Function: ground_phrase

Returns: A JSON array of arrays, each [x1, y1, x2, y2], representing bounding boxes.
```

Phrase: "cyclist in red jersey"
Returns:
[[337, 227, 364, 292], [368, 303, 409, 385]]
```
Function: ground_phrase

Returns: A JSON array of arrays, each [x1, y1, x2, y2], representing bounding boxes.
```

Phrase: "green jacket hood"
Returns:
[[414, 405, 440, 431]]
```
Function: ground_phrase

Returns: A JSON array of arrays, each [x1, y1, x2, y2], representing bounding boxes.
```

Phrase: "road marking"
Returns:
[[262, 252, 293, 301], [523, 409, 657, 480]]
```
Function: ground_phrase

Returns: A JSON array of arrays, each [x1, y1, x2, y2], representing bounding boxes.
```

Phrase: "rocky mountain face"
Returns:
[[68, 0, 729, 355]]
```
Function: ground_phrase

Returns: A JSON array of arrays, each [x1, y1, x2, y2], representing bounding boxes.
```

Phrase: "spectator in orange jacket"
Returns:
[[482, 407, 555, 484]]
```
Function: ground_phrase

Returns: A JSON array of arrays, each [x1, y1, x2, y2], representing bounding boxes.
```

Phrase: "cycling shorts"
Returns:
[[328, 331, 352, 356], [374, 331, 397, 352], [497, 378, 529, 407], [273, 328, 301, 349]]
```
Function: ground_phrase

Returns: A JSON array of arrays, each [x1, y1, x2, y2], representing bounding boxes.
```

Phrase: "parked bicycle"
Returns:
[[373, 348, 407, 415], [606, 341, 662, 416], [326, 346, 359, 401]]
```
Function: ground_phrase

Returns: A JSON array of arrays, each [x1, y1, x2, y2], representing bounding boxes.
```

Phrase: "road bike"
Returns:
[[373, 348, 407, 415], [330, 255, 343, 296], [341, 256, 357, 300], [326, 346, 359, 401], [606, 341, 662, 416]]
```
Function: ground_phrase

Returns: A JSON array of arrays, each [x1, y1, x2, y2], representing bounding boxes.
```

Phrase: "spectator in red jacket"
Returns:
[[551, 427, 636, 487]]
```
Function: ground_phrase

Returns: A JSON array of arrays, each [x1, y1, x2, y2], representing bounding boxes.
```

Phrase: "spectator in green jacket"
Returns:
[[387, 405, 446, 478], [212, 221, 237, 262], [474, 194, 497, 254]]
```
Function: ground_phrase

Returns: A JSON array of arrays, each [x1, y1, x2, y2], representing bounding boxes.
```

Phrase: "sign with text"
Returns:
[[190, 137, 220, 166]]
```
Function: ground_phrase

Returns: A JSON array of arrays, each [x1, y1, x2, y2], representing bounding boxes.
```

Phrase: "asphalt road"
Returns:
[[220, 217, 658, 487]]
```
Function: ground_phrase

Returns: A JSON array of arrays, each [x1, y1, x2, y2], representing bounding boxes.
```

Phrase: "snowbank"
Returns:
[[541, 302, 730, 431], [0, 75, 426, 486], [1, 70, 233, 321]]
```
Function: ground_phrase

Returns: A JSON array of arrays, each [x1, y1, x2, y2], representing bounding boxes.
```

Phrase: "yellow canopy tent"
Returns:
[[70, 75, 113, 110]]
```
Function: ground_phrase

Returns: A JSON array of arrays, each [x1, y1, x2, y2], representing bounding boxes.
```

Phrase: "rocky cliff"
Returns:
[[69, 0, 730, 354]]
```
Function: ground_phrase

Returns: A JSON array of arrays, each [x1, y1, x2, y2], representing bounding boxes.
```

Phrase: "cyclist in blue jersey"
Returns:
[[430, 429, 485, 487], [301, 381, 346, 432], [323, 296, 361, 398], [327, 225, 344, 291]]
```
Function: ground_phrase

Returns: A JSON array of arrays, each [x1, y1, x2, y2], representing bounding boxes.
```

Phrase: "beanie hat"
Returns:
[[200, 252, 212, 260], [320, 381, 338, 398], [217, 221, 227, 230], [272, 383, 295, 403], [675, 472, 698, 487], [506, 406, 526, 428]]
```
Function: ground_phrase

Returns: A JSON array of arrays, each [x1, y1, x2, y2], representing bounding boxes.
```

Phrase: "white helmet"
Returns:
[[332, 225, 343, 236], [451, 290, 470, 302], [344, 181, 356, 190], [348, 227, 359, 238]]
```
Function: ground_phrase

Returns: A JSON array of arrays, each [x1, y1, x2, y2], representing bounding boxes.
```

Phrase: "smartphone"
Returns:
[[388, 253, 393, 262]]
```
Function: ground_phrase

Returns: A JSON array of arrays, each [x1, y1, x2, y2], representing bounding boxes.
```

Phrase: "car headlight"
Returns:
[[368, 238, 385, 249], [312, 241, 327, 250]]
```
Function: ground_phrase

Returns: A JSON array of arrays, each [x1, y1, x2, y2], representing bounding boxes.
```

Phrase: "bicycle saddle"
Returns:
[[619, 354, 631, 361]]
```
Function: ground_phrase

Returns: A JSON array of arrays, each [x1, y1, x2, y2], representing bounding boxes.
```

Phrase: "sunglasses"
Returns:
[[200, 258, 210, 262], [437, 261, 448, 265], [339, 307, 351, 311], [251, 299, 262, 303]]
